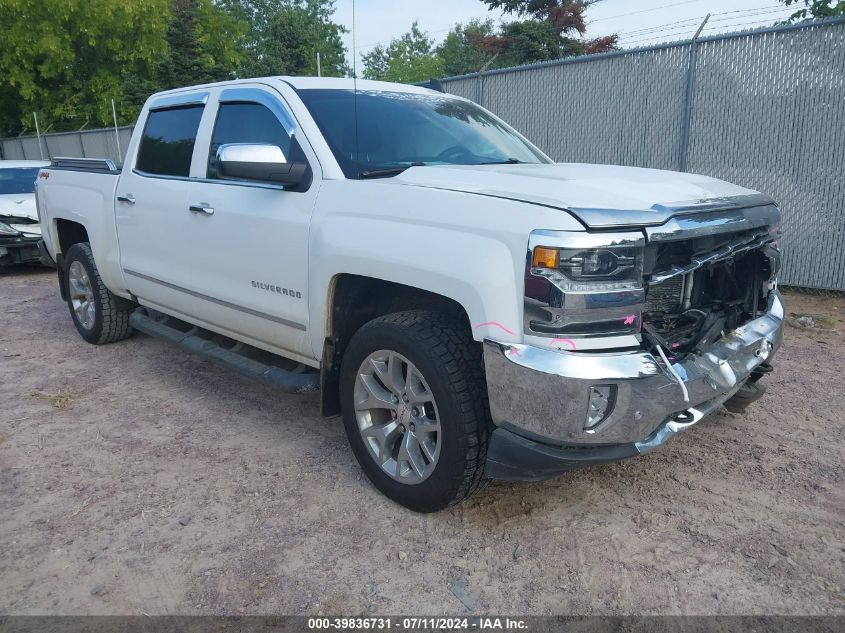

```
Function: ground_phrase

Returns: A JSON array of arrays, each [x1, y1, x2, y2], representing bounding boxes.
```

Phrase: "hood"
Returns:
[[390, 163, 772, 228], [0, 193, 38, 222], [0, 193, 40, 236]]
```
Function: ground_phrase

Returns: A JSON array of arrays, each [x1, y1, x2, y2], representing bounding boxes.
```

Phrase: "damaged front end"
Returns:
[[0, 215, 42, 267], [523, 197, 781, 352], [639, 204, 782, 410], [481, 196, 785, 480]]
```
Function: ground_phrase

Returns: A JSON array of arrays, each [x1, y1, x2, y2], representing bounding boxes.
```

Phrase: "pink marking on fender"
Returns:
[[474, 321, 516, 336], [672, 343, 680, 349], [623, 314, 636, 325], [551, 338, 577, 351]]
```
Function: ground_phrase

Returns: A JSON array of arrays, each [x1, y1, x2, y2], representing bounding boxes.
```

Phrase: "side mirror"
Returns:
[[216, 143, 308, 186]]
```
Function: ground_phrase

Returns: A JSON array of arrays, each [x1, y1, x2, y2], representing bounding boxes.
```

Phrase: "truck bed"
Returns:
[[36, 158, 125, 295]]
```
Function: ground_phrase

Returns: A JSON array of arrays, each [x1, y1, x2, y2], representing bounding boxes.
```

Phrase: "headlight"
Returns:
[[0, 222, 21, 236], [524, 231, 646, 338], [528, 232, 644, 293], [532, 245, 642, 284]]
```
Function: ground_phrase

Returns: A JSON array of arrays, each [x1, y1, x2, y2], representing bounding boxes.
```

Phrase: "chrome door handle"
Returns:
[[189, 203, 214, 216], [117, 194, 135, 204]]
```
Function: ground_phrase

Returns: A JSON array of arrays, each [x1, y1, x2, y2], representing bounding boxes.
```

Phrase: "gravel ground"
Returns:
[[1, 266, 843, 616]]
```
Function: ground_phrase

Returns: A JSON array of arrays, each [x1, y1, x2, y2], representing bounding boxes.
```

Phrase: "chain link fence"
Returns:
[[441, 17, 845, 293], [0, 126, 133, 164]]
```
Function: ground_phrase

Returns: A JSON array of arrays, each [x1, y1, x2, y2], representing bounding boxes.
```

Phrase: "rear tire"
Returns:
[[64, 242, 134, 345], [339, 310, 491, 512]]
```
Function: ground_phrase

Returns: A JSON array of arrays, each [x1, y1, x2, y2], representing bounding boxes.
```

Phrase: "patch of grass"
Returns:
[[30, 390, 80, 410], [786, 313, 838, 330]]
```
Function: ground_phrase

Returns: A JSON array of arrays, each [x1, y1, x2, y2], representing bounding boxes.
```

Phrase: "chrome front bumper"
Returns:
[[483, 292, 784, 452]]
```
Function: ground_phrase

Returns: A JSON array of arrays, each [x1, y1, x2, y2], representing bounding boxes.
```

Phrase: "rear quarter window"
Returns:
[[136, 105, 204, 177]]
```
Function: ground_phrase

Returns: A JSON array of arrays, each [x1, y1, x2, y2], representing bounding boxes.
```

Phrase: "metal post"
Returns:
[[476, 54, 499, 107], [317, 52, 322, 77], [33, 112, 45, 160], [678, 14, 710, 173], [111, 99, 122, 159]]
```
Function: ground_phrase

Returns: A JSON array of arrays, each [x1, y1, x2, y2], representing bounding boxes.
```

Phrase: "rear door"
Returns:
[[115, 91, 209, 317]]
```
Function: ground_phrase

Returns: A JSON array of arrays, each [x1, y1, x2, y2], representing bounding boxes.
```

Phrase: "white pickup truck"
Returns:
[[36, 77, 784, 512]]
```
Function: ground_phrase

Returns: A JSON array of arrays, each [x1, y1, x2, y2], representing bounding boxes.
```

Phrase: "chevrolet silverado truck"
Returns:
[[36, 77, 784, 512]]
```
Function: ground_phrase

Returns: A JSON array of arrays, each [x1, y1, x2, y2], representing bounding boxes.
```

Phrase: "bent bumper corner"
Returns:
[[37, 239, 56, 267], [482, 292, 784, 481], [0, 235, 42, 267]]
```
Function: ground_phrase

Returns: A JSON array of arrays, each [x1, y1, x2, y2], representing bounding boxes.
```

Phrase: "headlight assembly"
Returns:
[[0, 222, 22, 236], [527, 231, 644, 292], [532, 245, 642, 285], [524, 231, 646, 338]]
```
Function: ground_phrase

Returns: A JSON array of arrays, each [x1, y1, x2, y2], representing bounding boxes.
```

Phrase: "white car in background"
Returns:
[[0, 159, 50, 268]]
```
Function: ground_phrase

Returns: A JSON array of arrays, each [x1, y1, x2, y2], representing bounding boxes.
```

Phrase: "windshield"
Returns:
[[297, 89, 551, 178], [0, 168, 40, 195]]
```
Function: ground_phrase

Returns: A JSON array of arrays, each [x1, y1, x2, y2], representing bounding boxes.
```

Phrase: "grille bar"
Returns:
[[648, 231, 774, 286]]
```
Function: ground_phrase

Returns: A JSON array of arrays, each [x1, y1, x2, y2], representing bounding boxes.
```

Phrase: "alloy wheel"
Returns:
[[68, 260, 96, 330], [353, 350, 442, 484]]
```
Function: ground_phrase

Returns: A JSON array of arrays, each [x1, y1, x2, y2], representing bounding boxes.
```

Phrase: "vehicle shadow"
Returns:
[[0, 263, 55, 277]]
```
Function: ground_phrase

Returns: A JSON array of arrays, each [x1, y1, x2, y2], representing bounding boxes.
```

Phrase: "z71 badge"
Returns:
[[251, 280, 302, 299]]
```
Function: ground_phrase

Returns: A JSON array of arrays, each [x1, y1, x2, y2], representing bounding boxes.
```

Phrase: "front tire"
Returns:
[[64, 242, 134, 345], [340, 311, 491, 512]]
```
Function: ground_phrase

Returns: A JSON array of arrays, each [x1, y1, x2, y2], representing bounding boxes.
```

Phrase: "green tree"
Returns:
[[159, 0, 244, 89], [361, 22, 445, 83], [436, 19, 497, 76], [496, 19, 580, 66], [124, 0, 245, 113], [782, 0, 845, 20], [0, 0, 245, 136], [0, 0, 170, 136], [222, 0, 348, 77]]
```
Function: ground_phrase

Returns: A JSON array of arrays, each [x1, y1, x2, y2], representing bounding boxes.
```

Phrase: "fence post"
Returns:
[[476, 72, 482, 105], [77, 131, 87, 157], [678, 14, 710, 173], [33, 112, 45, 160], [111, 99, 122, 160]]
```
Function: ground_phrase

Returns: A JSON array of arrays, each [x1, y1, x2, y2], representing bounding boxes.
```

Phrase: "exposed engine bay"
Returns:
[[641, 229, 781, 359]]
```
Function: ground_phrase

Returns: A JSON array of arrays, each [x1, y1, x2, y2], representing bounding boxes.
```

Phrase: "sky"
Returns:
[[334, 0, 798, 72]]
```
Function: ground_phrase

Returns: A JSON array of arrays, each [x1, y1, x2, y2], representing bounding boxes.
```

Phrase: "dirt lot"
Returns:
[[1, 266, 843, 616]]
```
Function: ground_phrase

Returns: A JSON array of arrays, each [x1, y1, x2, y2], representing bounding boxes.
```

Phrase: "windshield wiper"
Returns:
[[360, 162, 426, 179], [477, 158, 524, 165]]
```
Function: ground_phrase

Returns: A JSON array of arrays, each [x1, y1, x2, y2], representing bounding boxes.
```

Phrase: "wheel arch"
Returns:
[[53, 219, 90, 301], [319, 274, 473, 417]]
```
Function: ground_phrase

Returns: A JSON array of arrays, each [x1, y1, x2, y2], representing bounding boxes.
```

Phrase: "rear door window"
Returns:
[[136, 105, 204, 177]]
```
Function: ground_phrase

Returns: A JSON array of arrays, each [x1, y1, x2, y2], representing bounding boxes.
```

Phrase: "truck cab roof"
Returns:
[[279, 76, 440, 94], [149, 76, 445, 100]]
